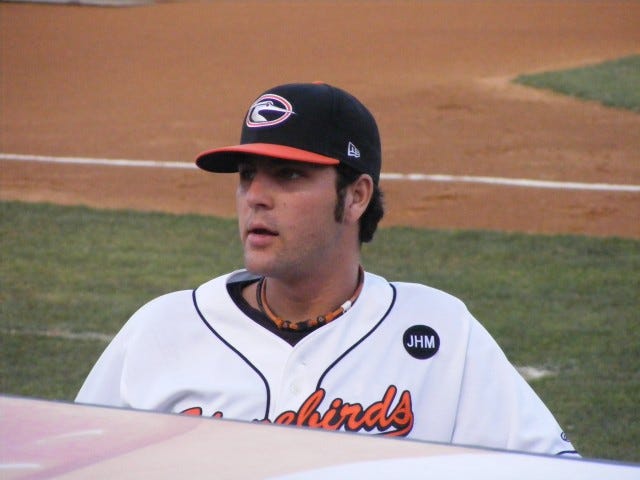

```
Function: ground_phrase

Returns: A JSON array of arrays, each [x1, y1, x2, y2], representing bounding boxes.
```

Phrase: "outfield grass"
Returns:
[[1, 201, 639, 462], [514, 55, 640, 112]]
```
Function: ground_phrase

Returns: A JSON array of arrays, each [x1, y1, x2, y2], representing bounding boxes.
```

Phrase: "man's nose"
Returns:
[[243, 171, 274, 209]]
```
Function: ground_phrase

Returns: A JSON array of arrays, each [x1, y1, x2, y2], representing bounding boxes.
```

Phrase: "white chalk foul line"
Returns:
[[381, 173, 640, 192], [4, 328, 114, 343], [2, 152, 639, 192], [0, 153, 194, 170]]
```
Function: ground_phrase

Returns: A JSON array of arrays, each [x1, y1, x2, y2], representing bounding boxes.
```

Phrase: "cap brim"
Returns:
[[196, 143, 340, 173]]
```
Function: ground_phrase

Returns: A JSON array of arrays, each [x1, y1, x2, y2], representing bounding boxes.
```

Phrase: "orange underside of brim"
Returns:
[[201, 143, 340, 166]]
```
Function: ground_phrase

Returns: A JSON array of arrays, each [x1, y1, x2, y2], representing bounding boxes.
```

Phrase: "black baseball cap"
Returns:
[[195, 82, 382, 184]]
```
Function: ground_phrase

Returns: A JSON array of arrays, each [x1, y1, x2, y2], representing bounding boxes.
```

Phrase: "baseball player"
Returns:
[[76, 82, 578, 456]]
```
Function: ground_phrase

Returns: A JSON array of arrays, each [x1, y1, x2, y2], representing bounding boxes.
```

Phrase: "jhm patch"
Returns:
[[403, 325, 440, 359]]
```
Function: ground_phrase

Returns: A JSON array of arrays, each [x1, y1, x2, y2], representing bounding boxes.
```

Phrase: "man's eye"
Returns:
[[278, 168, 302, 180], [238, 167, 256, 181]]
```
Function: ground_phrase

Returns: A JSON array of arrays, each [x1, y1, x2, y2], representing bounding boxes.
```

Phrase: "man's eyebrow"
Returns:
[[237, 157, 257, 168]]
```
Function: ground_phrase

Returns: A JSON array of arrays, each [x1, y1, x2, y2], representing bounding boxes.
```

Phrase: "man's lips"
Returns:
[[245, 223, 278, 246], [249, 227, 277, 236], [246, 222, 278, 236]]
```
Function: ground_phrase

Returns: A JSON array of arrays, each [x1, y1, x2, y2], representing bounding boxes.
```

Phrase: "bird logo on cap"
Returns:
[[246, 94, 295, 128]]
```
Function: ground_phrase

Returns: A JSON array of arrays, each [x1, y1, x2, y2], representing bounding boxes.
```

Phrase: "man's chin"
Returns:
[[243, 257, 272, 277]]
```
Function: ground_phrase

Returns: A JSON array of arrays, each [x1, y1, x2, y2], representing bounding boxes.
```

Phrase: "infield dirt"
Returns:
[[1, 1, 639, 237]]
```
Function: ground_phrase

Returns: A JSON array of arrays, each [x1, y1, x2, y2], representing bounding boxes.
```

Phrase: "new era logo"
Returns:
[[347, 142, 360, 158]]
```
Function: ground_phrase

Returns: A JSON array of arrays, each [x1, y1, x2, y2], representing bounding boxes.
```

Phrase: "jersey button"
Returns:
[[289, 383, 300, 395]]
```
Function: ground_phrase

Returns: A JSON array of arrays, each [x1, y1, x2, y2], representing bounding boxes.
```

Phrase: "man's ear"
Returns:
[[344, 174, 374, 224]]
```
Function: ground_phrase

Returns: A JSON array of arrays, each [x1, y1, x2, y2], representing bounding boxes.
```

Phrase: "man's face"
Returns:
[[236, 157, 347, 282]]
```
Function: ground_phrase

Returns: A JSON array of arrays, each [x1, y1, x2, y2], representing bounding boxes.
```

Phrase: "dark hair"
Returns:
[[335, 164, 385, 243]]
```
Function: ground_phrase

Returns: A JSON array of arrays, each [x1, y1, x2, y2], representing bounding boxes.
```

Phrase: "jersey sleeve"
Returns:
[[74, 289, 190, 408], [74, 312, 136, 408], [452, 312, 578, 456]]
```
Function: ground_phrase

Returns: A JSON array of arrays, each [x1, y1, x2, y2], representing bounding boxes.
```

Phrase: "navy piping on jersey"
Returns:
[[556, 450, 580, 456], [316, 283, 397, 390], [191, 288, 271, 421]]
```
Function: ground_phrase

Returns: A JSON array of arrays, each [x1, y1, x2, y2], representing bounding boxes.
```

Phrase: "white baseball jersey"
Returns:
[[76, 270, 577, 456]]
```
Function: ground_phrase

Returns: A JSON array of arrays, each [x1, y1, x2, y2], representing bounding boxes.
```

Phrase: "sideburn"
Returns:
[[334, 164, 358, 223], [334, 186, 347, 222]]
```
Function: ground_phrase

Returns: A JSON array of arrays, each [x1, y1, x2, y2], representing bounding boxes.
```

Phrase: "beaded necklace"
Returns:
[[256, 266, 364, 332]]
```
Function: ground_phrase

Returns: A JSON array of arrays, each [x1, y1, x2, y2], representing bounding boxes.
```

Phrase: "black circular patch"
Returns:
[[403, 325, 440, 359]]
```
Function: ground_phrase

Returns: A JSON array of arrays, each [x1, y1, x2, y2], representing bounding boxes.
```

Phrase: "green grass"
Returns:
[[514, 54, 640, 112], [1, 201, 639, 462]]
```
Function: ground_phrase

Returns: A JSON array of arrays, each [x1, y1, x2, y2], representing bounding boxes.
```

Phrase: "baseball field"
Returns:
[[1, 0, 639, 464]]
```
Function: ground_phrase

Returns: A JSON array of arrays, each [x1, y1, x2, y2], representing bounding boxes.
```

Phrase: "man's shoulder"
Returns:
[[403, 282, 464, 305], [366, 272, 467, 310], [126, 289, 195, 328], [361, 272, 471, 327], [130, 270, 245, 318], [119, 271, 245, 338]]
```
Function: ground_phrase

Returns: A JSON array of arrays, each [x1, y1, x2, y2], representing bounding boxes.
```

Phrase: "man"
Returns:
[[76, 82, 578, 456]]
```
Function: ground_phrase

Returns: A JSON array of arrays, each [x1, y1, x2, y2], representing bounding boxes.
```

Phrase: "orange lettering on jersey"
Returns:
[[274, 385, 414, 437], [179, 385, 414, 437], [181, 407, 202, 416], [295, 389, 325, 428], [180, 406, 223, 418]]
